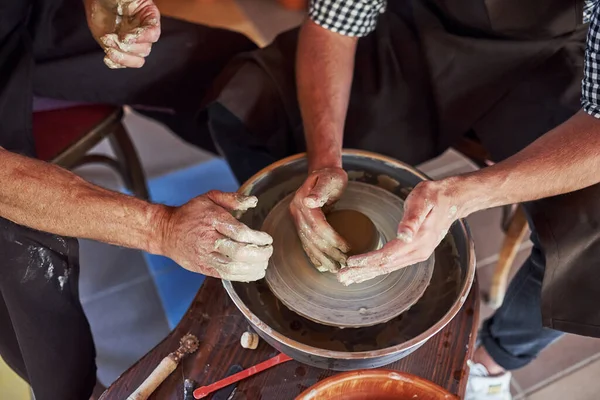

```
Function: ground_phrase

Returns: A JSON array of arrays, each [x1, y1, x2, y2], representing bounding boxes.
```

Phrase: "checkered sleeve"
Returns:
[[309, 0, 387, 37], [582, 1, 600, 118]]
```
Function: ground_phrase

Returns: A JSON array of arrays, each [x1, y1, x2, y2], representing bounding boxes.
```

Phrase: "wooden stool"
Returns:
[[453, 137, 529, 309], [33, 105, 149, 200]]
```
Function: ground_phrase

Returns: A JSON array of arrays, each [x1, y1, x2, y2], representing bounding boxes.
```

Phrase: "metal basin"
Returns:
[[223, 150, 475, 370]]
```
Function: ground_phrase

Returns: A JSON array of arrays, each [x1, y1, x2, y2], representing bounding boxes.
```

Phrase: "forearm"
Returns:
[[454, 111, 600, 216], [0, 148, 166, 253], [296, 20, 357, 171]]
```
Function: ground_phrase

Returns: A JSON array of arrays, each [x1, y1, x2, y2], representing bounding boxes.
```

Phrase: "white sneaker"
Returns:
[[465, 360, 512, 400]]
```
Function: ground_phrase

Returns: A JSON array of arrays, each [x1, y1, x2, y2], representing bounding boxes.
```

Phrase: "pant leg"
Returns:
[[479, 212, 563, 370], [0, 0, 35, 156], [0, 218, 96, 400], [0, 3, 94, 398]]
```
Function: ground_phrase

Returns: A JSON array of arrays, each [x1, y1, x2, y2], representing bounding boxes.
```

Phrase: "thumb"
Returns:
[[207, 191, 258, 211], [304, 174, 345, 209], [397, 197, 434, 243]]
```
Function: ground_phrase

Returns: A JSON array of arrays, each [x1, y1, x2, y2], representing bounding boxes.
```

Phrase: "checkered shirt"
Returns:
[[309, 0, 600, 120], [308, 0, 386, 37], [583, 1, 600, 118]]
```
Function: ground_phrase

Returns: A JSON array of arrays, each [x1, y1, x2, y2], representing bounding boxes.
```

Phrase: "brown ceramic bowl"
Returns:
[[295, 370, 458, 400]]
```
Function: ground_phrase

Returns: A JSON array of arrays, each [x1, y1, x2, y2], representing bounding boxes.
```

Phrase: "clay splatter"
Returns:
[[45, 265, 55, 280], [21, 246, 54, 283], [58, 268, 71, 290]]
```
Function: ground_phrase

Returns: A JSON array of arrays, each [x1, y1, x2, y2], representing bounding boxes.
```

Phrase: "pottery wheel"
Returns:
[[262, 181, 435, 328]]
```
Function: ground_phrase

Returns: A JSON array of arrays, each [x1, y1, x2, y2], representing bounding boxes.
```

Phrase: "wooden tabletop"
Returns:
[[101, 276, 479, 400]]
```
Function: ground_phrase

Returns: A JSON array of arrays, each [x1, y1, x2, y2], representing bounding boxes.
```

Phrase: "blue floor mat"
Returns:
[[144, 158, 239, 329]]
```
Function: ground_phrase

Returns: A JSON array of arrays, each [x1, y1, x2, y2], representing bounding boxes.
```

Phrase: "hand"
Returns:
[[85, 0, 161, 69], [290, 167, 351, 273], [158, 191, 273, 282], [337, 179, 462, 285]]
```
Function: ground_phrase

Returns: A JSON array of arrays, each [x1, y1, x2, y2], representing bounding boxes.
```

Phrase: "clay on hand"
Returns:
[[160, 191, 273, 282], [290, 168, 351, 273], [86, 0, 161, 69], [337, 179, 460, 285]]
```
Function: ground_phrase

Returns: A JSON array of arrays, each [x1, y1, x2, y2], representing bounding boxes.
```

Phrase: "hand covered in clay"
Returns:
[[85, 0, 160, 68], [337, 179, 460, 285], [290, 168, 351, 273], [160, 191, 273, 282]]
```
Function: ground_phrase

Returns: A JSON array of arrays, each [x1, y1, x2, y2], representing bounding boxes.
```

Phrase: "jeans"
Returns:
[[479, 210, 563, 370]]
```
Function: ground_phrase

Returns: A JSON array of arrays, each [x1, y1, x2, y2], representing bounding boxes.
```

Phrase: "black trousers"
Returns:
[[0, 1, 255, 399]]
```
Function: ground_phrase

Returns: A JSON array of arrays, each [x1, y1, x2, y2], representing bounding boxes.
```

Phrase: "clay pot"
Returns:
[[295, 370, 458, 400]]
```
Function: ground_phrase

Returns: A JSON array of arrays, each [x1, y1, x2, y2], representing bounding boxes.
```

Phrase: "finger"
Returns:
[[207, 191, 258, 211], [346, 239, 408, 268], [343, 241, 435, 285], [100, 33, 152, 57], [397, 196, 435, 243], [214, 213, 273, 246], [304, 174, 345, 209], [302, 208, 351, 253], [214, 238, 273, 262], [105, 48, 145, 68], [115, 41, 152, 57], [207, 253, 267, 281], [220, 268, 266, 282], [120, 21, 161, 45], [338, 267, 380, 286], [295, 210, 348, 266], [103, 56, 125, 69], [339, 249, 417, 285], [99, 33, 119, 49], [297, 230, 339, 273]]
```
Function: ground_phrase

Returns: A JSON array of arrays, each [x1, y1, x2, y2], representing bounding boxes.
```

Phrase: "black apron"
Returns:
[[205, 0, 600, 337]]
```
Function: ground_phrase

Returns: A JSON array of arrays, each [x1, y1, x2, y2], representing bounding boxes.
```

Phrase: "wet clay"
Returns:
[[234, 236, 461, 352], [262, 182, 434, 329], [233, 154, 470, 357], [326, 210, 379, 256]]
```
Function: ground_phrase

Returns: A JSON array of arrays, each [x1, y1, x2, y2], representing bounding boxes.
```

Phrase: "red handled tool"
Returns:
[[193, 353, 293, 399]]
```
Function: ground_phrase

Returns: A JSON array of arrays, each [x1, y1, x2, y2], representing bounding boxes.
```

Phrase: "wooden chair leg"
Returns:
[[488, 206, 529, 309], [108, 122, 150, 201]]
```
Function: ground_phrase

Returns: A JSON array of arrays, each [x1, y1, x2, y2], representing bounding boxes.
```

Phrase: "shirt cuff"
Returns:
[[582, 98, 600, 118], [309, 0, 386, 37]]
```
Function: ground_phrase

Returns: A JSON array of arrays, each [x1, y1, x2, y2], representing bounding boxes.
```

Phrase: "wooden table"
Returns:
[[101, 276, 479, 399]]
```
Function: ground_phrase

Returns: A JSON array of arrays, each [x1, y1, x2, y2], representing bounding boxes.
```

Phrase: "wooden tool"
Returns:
[[193, 353, 293, 399], [127, 333, 199, 400]]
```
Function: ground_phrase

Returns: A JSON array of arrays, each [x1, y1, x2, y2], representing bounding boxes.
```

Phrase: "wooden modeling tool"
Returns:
[[127, 333, 199, 400]]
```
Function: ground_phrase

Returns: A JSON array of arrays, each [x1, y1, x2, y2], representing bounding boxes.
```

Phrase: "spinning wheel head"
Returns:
[[263, 181, 434, 328]]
